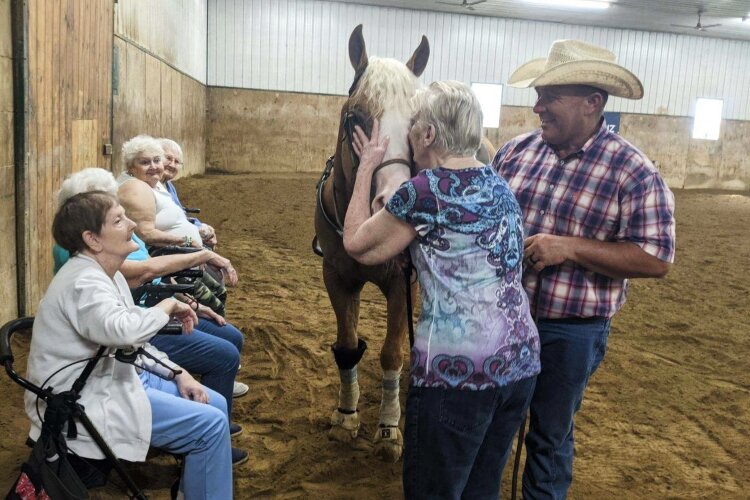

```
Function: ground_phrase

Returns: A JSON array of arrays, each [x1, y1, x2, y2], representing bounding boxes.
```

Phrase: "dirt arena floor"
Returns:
[[1, 172, 748, 499]]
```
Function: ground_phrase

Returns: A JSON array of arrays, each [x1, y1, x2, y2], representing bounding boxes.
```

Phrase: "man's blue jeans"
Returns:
[[150, 318, 243, 417], [403, 377, 536, 500], [522, 317, 611, 500]]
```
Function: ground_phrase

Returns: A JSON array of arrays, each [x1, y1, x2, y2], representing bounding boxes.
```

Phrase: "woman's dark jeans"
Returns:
[[403, 377, 536, 499]]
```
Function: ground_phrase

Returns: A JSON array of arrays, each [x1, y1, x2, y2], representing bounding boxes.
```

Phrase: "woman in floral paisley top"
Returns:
[[343, 81, 540, 500]]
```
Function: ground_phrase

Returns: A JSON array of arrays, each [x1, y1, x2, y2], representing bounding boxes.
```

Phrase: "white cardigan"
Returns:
[[25, 254, 175, 461]]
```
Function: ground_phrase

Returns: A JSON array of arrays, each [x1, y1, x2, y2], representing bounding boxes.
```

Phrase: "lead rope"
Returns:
[[511, 270, 545, 500]]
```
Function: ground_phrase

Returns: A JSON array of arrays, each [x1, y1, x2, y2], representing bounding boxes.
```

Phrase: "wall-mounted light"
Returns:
[[522, 0, 610, 9]]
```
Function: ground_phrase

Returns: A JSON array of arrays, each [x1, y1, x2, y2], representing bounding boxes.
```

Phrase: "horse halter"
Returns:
[[341, 108, 412, 182]]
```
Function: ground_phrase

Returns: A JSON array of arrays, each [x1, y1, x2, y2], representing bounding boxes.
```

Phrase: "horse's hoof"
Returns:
[[329, 409, 360, 443], [373, 425, 403, 462]]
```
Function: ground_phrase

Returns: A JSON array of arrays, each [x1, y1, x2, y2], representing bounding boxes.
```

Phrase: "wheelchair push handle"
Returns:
[[149, 245, 202, 257], [1, 317, 50, 399], [0, 316, 34, 366]]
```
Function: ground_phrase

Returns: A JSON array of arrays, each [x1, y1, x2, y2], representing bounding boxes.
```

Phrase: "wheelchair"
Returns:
[[2, 316, 184, 499]]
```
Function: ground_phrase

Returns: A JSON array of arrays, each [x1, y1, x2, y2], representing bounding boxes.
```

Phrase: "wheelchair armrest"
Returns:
[[131, 283, 196, 307], [149, 245, 202, 257], [158, 320, 184, 335], [1, 317, 45, 397], [0, 317, 34, 365], [163, 268, 203, 280]]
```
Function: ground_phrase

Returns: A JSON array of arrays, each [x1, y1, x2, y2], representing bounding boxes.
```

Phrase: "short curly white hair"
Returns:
[[410, 80, 483, 157], [57, 167, 119, 208], [159, 138, 183, 162], [121, 134, 164, 172]]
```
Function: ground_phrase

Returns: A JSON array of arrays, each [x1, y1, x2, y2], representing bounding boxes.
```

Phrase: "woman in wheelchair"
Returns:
[[28, 191, 233, 498], [116, 135, 233, 317], [53, 167, 250, 465], [159, 137, 218, 248]]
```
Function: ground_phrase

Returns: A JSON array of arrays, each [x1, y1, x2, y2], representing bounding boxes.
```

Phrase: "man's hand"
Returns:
[[525, 234, 671, 279], [175, 372, 209, 403], [524, 233, 572, 271]]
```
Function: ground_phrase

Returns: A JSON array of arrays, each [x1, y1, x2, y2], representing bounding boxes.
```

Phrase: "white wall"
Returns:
[[207, 0, 750, 120], [116, 0, 208, 84]]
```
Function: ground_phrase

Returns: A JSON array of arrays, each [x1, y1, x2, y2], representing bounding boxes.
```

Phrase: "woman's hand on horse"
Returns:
[[352, 119, 390, 173]]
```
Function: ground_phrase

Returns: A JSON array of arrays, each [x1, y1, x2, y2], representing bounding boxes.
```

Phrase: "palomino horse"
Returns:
[[476, 135, 497, 165], [314, 25, 428, 462]]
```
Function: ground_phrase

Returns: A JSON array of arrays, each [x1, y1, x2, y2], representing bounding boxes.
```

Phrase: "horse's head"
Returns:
[[338, 25, 429, 213]]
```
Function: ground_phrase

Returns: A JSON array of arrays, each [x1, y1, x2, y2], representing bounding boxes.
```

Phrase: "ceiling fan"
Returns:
[[670, 9, 722, 32], [436, 0, 488, 11]]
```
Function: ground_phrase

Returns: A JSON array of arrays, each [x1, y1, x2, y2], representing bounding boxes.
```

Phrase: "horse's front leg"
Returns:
[[372, 273, 411, 462], [323, 261, 366, 443]]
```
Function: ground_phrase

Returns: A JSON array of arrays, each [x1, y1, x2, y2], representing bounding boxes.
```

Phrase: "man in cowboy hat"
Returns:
[[492, 40, 676, 499]]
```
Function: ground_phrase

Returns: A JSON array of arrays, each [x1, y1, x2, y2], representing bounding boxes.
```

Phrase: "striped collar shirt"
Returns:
[[493, 120, 676, 319]]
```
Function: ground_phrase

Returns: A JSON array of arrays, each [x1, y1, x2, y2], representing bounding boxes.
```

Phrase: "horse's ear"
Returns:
[[349, 24, 368, 70], [406, 35, 429, 77]]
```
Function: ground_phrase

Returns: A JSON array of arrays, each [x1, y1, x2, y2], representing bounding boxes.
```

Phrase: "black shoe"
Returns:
[[232, 447, 249, 467], [229, 423, 243, 438]]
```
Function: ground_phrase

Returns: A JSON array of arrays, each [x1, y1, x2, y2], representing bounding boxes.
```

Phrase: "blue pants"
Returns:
[[150, 319, 243, 417], [403, 377, 536, 500], [522, 318, 611, 500], [141, 371, 232, 499]]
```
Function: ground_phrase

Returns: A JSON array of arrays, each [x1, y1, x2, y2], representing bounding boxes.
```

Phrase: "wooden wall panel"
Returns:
[[0, 0, 17, 324], [207, 87, 749, 191], [112, 37, 206, 177], [206, 87, 343, 173], [20, 0, 114, 313]]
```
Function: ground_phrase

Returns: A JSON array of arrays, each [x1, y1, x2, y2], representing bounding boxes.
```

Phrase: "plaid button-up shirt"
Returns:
[[493, 120, 676, 319]]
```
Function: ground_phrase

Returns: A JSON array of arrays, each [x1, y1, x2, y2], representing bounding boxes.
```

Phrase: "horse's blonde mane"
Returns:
[[348, 57, 419, 118]]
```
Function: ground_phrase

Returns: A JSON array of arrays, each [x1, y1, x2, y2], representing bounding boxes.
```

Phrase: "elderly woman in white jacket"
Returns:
[[25, 191, 233, 498]]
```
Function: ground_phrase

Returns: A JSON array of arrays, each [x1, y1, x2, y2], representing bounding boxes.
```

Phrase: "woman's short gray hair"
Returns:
[[121, 134, 164, 171], [159, 138, 183, 161], [410, 80, 483, 157], [57, 167, 118, 208]]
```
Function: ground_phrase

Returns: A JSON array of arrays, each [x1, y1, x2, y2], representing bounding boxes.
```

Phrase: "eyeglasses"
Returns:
[[164, 154, 183, 166], [136, 156, 161, 166]]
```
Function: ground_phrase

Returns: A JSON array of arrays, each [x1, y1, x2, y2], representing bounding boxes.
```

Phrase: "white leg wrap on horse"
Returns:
[[338, 367, 360, 412], [379, 368, 401, 427]]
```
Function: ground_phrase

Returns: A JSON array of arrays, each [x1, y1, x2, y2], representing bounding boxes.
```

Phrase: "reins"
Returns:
[[314, 107, 416, 349], [511, 269, 547, 500]]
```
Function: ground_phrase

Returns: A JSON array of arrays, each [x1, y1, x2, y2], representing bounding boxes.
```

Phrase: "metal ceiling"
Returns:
[[329, 0, 750, 42]]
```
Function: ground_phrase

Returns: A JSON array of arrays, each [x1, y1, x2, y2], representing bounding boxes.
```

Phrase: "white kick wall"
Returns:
[[207, 0, 750, 120]]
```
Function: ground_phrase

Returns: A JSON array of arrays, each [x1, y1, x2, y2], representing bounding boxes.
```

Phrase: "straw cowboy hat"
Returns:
[[508, 39, 644, 100]]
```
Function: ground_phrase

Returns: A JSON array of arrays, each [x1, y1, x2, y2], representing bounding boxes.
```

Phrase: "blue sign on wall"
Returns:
[[604, 112, 621, 134]]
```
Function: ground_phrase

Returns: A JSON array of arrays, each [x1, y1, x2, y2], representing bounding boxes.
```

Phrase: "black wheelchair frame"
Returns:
[[1, 317, 185, 499]]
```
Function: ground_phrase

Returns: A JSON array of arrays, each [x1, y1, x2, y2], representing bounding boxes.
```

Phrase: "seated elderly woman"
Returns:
[[27, 190, 233, 498], [159, 138, 217, 247], [117, 135, 233, 316], [53, 168, 249, 464], [343, 81, 540, 499]]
